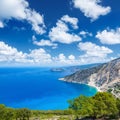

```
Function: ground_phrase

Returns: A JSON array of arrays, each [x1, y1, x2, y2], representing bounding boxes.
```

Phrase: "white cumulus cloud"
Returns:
[[33, 39, 58, 49], [96, 28, 120, 44], [28, 48, 52, 64], [58, 53, 66, 62], [68, 55, 75, 60], [32, 35, 57, 49], [0, 0, 45, 34], [72, 0, 111, 21], [79, 31, 93, 38], [49, 15, 81, 44], [0, 41, 114, 66], [61, 15, 78, 29], [0, 41, 27, 63], [78, 42, 113, 64], [0, 41, 52, 65], [78, 42, 113, 57], [53, 54, 77, 65]]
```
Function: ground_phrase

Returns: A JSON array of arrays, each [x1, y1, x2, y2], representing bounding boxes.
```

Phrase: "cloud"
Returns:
[[96, 28, 120, 44], [0, 41, 114, 66], [79, 31, 93, 38], [0, 0, 45, 34], [58, 53, 66, 62], [26, 10, 45, 34], [68, 55, 75, 60], [32, 35, 37, 41], [0, 41, 52, 65], [33, 39, 58, 49], [78, 42, 113, 58], [77, 42, 113, 64], [28, 48, 52, 64], [61, 15, 78, 29], [53, 54, 77, 65], [79, 55, 113, 65], [0, 41, 76, 66], [13, 26, 26, 31], [0, 21, 4, 28], [72, 0, 111, 21], [32, 35, 57, 49], [49, 15, 81, 44], [0, 41, 27, 63]]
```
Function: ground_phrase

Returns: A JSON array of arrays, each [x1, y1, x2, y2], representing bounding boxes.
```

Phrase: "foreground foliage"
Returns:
[[69, 92, 120, 119], [0, 92, 119, 120]]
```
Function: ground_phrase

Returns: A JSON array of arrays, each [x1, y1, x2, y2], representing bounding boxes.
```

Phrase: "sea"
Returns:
[[0, 67, 97, 110]]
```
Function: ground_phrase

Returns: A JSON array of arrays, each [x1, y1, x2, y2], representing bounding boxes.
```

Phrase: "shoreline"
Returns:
[[59, 77, 100, 92], [59, 78, 120, 98]]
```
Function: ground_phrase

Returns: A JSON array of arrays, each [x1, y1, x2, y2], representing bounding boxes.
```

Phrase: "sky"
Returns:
[[0, 0, 120, 66]]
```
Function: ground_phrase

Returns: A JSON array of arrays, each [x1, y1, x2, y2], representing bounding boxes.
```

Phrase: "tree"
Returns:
[[68, 95, 94, 118], [0, 104, 6, 120], [16, 108, 31, 120], [116, 98, 120, 117], [3, 108, 14, 120], [92, 92, 118, 118], [68, 92, 119, 119]]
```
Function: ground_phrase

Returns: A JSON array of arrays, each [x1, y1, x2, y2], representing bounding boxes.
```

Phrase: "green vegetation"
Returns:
[[69, 92, 120, 119], [0, 105, 31, 120], [0, 92, 120, 120]]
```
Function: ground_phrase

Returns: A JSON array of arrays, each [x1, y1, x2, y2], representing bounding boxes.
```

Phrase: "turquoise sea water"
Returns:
[[0, 67, 97, 110]]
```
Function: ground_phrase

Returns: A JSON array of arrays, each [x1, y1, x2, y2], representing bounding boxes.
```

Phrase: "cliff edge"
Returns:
[[61, 58, 120, 98]]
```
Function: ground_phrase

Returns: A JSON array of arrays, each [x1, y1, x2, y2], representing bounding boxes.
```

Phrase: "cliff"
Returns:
[[61, 58, 120, 98]]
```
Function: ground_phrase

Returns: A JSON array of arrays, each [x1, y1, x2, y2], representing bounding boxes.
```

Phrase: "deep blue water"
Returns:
[[0, 67, 97, 110]]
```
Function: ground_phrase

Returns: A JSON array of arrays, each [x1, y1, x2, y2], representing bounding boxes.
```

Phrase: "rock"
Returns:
[[62, 57, 120, 98]]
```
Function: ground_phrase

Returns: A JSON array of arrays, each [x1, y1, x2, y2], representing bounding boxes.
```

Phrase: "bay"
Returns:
[[0, 67, 97, 110]]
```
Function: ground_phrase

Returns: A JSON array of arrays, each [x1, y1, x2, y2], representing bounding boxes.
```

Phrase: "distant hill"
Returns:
[[64, 63, 101, 73], [51, 63, 101, 74], [61, 58, 120, 98]]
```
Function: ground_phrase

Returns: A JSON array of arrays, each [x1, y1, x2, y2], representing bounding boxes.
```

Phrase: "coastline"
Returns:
[[59, 77, 100, 92], [87, 82, 101, 92]]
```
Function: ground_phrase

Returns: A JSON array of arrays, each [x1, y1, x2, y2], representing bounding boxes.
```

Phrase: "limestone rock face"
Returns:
[[63, 58, 120, 98]]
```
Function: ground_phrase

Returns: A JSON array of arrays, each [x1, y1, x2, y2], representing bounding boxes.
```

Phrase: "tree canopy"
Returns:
[[68, 92, 120, 119]]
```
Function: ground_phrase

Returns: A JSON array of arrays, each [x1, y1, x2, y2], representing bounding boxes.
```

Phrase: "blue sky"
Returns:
[[0, 0, 120, 66]]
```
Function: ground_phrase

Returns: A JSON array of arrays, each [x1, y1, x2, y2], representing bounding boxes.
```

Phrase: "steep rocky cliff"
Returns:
[[62, 58, 120, 98]]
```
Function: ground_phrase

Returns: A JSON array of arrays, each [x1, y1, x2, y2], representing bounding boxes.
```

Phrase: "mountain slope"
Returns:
[[61, 58, 120, 98]]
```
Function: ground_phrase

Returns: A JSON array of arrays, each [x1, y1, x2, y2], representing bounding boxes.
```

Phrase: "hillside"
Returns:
[[60, 58, 120, 98]]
